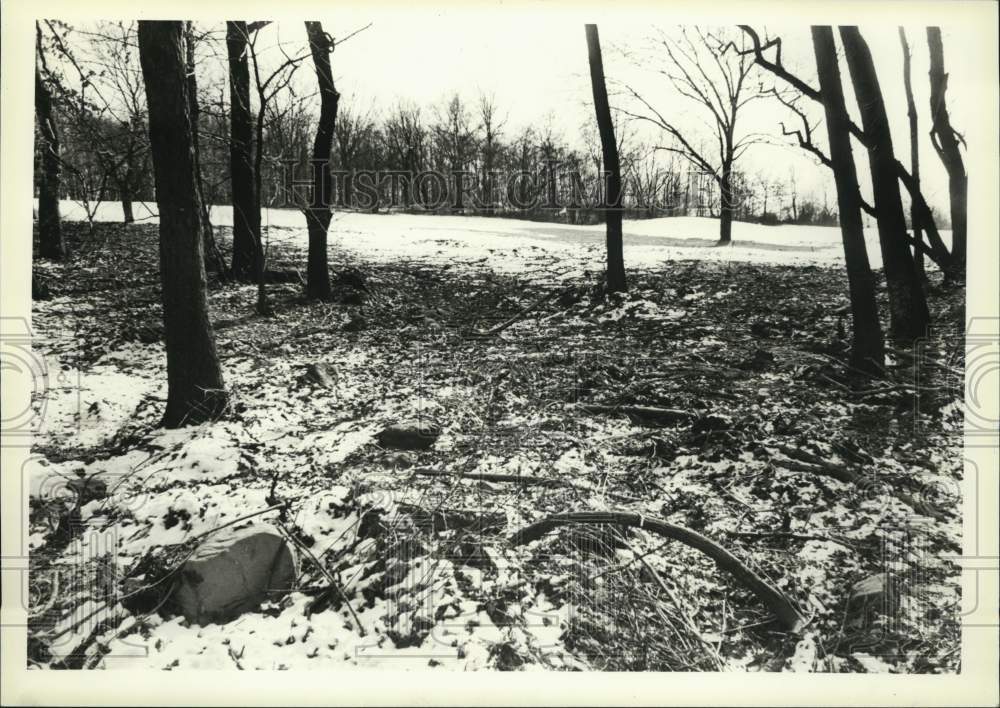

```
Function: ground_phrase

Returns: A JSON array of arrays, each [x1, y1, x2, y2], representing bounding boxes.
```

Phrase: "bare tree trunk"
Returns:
[[35, 47, 64, 260], [719, 161, 734, 244], [118, 162, 135, 224], [812, 26, 885, 374], [120, 186, 135, 223], [898, 28, 925, 281], [586, 24, 627, 294], [227, 21, 261, 281], [137, 20, 228, 428], [304, 21, 338, 300], [187, 23, 226, 279], [840, 26, 929, 342], [926, 27, 967, 274]]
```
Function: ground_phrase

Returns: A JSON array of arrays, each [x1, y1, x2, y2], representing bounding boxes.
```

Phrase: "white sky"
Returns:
[[53, 6, 992, 216], [303, 10, 984, 213]]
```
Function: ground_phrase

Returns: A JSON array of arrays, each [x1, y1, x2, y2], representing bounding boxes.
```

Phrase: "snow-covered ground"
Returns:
[[26, 201, 962, 671], [43, 199, 950, 273]]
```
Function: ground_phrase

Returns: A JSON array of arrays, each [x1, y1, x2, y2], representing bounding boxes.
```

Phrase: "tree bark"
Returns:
[[840, 26, 929, 342], [227, 21, 261, 281], [35, 48, 64, 260], [137, 20, 228, 428], [926, 27, 967, 274], [119, 176, 135, 224], [899, 28, 925, 280], [304, 21, 338, 300], [586, 24, 627, 294], [812, 26, 885, 374], [719, 161, 734, 244], [188, 23, 226, 279]]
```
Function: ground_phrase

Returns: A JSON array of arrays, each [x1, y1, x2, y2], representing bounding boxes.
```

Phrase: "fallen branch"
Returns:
[[773, 444, 859, 484], [571, 403, 692, 425], [469, 285, 575, 337], [280, 523, 366, 636], [723, 529, 859, 550], [509, 511, 808, 632], [411, 467, 642, 503]]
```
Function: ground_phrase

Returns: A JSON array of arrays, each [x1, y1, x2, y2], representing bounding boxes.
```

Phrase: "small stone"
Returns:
[[343, 315, 367, 332], [375, 421, 441, 450], [303, 363, 335, 388], [68, 475, 108, 504], [847, 573, 898, 617], [692, 413, 732, 434]]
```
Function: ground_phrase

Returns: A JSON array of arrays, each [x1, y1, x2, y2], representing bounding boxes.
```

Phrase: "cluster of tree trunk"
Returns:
[[34, 18, 347, 426], [810, 27, 885, 374], [839, 27, 930, 341], [741, 23, 968, 371]]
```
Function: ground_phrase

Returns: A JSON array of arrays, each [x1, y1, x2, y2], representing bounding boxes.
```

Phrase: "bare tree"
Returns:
[[738, 25, 953, 276], [335, 101, 378, 205], [620, 27, 767, 243], [384, 102, 427, 206], [227, 21, 261, 281], [35, 23, 64, 260], [85, 22, 148, 225], [186, 23, 227, 279], [811, 26, 885, 373], [304, 21, 339, 300], [899, 27, 924, 280], [586, 24, 627, 293], [40, 20, 149, 234], [840, 26, 929, 340], [245, 22, 311, 314], [478, 93, 507, 213], [137, 20, 228, 427], [432, 94, 478, 209], [926, 27, 967, 272]]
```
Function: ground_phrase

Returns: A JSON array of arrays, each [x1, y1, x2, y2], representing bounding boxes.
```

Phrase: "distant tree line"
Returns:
[[34, 21, 843, 232]]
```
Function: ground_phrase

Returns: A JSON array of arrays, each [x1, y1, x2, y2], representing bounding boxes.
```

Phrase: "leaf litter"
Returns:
[[28, 218, 964, 672]]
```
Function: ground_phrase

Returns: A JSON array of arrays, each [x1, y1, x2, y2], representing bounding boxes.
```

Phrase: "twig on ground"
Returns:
[[468, 285, 575, 337], [410, 467, 642, 503], [279, 523, 366, 636]]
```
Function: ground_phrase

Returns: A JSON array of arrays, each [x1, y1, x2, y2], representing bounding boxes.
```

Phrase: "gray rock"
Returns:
[[847, 573, 898, 616], [376, 421, 441, 450], [172, 524, 298, 625], [303, 363, 335, 388]]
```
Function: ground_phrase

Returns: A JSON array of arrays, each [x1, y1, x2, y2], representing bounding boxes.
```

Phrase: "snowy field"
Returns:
[[42, 199, 950, 273]]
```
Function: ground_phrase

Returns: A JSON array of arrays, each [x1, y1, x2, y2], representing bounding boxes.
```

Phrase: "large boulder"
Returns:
[[172, 524, 298, 626]]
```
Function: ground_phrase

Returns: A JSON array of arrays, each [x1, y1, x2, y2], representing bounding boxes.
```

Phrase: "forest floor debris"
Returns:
[[27, 219, 964, 671]]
